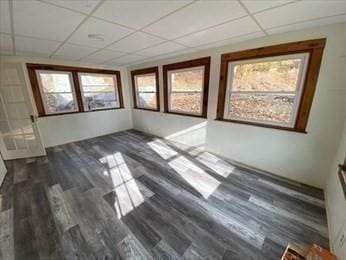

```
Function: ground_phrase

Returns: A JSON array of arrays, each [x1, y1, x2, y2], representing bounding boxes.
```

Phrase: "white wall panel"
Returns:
[[128, 23, 346, 189]]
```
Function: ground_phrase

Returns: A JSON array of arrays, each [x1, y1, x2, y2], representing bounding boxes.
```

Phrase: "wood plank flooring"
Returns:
[[0, 130, 329, 260]]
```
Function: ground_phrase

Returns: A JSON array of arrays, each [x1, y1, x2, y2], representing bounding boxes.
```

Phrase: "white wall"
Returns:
[[325, 120, 346, 259], [128, 23, 346, 188], [0, 56, 133, 148], [325, 53, 346, 258], [37, 109, 131, 147]]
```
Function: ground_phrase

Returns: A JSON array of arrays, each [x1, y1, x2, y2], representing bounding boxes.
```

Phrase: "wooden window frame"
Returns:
[[26, 63, 124, 117], [216, 38, 326, 133], [35, 70, 79, 115], [130, 66, 160, 112], [163, 57, 211, 118], [338, 156, 346, 200], [78, 72, 121, 112]]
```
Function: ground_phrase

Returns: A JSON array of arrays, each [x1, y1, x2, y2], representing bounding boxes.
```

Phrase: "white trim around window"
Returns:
[[223, 53, 310, 128], [134, 72, 158, 110], [167, 66, 205, 117], [36, 70, 79, 115], [78, 72, 120, 111]]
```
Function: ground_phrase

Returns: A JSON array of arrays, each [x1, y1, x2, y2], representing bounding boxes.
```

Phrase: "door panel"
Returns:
[[0, 62, 45, 160]]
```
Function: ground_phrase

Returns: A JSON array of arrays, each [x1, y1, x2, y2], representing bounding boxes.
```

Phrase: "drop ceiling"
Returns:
[[0, 0, 345, 67]]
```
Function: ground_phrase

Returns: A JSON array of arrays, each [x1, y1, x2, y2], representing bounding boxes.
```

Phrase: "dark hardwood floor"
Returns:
[[0, 130, 328, 260]]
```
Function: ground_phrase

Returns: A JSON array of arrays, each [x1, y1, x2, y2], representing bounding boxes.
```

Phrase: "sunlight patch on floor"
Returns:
[[196, 152, 235, 178], [169, 156, 220, 199], [113, 179, 145, 218], [99, 152, 145, 218], [147, 139, 177, 159]]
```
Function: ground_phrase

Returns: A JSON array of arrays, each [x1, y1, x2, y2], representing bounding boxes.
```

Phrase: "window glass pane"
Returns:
[[39, 73, 72, 93], [171, 69, 203, 92], [15, 135, 27, 149], [232, 58, 301, 92], [136, 74, 156, 92], [4, 136, 16, 150], [229, 93, 295, 123], [170, 93, 202, 114], [81, 75, 114, 86], [82, 85, 115, 92], [44, 93, 76, 113], [79, 74, 119, 111], [37, 71, 77, 114], [84, 92, 117, 111], [0, 121, 10, 134], [138, 92, 157, 109]]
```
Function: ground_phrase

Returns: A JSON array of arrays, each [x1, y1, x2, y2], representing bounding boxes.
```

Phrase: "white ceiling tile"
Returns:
[[130, 48, 197, 66], [68, 17, 134, 48], [13, 0, 85, 41], [255, 0, 346, 29], [53, 43, 98, 59], [176, 16, 261, 47], [144, 1, 247, 39], [0, 0, 11, 34], [112, 54, 149, 65], [16, 51, 53, 58], [136, 41, 187, 57], [241, 0, 295, 13], [15, 36, 61, 56], [107, 32, 164, 53], [42, 0, 101, 14], [0, 33, 14, 55], [80, 49, 126, 63], [50, 55, 80, 61], [266, 14, 346, 35], [153, 47, 197, 60], [195, 31, 265, 50], [102, 59, 123, 66], [77, 58, 105, 64], [93, 0, 192, 29]]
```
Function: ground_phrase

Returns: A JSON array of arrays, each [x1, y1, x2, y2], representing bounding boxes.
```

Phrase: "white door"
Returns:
[[0, 62, 46, 160]]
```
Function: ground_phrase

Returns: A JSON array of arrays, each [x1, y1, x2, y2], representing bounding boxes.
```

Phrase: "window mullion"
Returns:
[[72, 71, 84, 113]]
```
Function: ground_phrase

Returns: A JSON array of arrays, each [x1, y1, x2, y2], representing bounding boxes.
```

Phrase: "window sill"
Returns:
[[133, 107, 160, 112], [38, 107, 125, 117], [164, 111, 207, 119], [214, 118, 307, 134]]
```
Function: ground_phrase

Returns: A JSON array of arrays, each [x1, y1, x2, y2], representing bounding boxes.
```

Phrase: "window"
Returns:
[[131, 67, 159, 111], [224, 54, 309, 127], [27, 64, 124, 116], [36, 70, 78, 114], [217, 39, 326, 132], [163, 57, 210, 118], [79, 73, 120, 111]]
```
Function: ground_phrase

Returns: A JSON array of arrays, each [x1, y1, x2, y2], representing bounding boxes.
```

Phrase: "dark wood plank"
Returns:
[[0, 130, 328, 259], [60, 225, 97, 260], [31, 182, 61, 259], [123, 210, 161, 251], [134, 202, 192, 256], [14, 217, 39, 260]]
